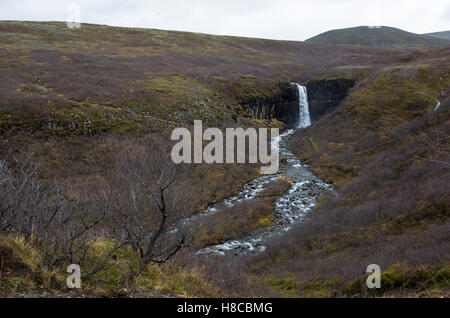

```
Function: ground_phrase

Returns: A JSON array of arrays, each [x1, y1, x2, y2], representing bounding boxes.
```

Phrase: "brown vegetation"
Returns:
[[195, 199, 275, 248], [257, 176, 292, 198], [0, 21, 449, 297], [246, 65, 450, 297]]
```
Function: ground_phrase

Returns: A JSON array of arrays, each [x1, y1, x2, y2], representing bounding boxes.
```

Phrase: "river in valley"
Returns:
[[180, 84, 334, 256]]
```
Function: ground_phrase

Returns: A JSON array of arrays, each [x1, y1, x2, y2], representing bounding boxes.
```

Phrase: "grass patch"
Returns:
[[257, 176, 292, 198], [195, 198, 275, 248]]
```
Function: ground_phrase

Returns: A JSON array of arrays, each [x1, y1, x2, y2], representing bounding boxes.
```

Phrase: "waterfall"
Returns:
[[434, 99, 441, 112], [293, 83, 311, 128]]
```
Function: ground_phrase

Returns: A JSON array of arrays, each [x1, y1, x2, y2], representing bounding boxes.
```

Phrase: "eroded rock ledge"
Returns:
[[242, 79, 354, 127], [306, 79, 355, 121], [242, 82, 299, 128]]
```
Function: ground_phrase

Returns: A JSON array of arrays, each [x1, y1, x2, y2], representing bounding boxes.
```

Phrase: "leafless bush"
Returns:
[[0, 137, 201, 278], [0, 155, 121, 278], [0, 155, 50, 236], [110, 136, 192, 267], [34, 187, 118, 272]]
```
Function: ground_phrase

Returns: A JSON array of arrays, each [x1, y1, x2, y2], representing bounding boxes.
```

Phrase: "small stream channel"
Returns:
[[196, 128, 334, 255]]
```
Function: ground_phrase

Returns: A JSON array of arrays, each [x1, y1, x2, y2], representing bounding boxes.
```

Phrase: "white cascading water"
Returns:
[[434, 99, 441, 112], [294, 84, 311, 128]]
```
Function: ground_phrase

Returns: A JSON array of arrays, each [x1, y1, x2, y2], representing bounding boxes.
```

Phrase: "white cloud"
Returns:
[[0, 0, 449, 40]]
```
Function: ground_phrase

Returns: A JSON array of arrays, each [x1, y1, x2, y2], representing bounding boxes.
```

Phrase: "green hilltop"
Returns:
[[306, 26, 450, 50], [425, 30, 450, 40]]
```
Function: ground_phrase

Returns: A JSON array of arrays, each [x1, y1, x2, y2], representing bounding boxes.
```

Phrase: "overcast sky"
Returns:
[[1, 0, 449, 41]]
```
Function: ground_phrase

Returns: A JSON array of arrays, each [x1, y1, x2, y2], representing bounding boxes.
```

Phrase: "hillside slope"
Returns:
[[0, 21, 449, 298], [306, 26, 450, 50], [0, 21, 402, 134], [0, 20, 402, 179], [251, 58, 450, 297], [425, 31, 450, 40]]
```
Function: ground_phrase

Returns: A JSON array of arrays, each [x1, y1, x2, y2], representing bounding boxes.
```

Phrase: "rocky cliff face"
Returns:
[[242, 79, 354, 127], [306, 79, 355, 121], [242, 82, 299, 127]]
